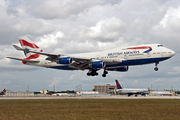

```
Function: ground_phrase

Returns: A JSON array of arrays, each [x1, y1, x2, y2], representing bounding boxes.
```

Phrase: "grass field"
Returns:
[[0, 99, 180, 120]]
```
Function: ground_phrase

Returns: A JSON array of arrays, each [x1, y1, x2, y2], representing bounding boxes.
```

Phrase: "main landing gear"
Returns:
[[102, 70, 108, 77], [154, 62, 159, 71], [87, 69, 108, 77], [87, 70, 98, 76]]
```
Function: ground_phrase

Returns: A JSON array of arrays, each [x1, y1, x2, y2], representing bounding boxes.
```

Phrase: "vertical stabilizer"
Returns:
[[18, 36, 43, 59], [115, 80, 122, 89], [0, 89, 6, 95]]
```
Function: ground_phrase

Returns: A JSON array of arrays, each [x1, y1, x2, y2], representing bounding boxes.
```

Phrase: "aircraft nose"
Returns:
[[171, 50, 175, 57]]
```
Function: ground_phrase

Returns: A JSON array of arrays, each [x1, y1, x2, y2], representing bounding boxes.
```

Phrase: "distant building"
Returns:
[[76, 91, 99, 96], [40, 90, 48, 94], [5, 92, 34, 97], [94, 84, 116, 93], [149, 91, 175, 96]]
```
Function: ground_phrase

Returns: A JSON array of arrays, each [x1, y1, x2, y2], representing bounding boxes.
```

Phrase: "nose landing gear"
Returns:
[[154, 62, 159, 71]]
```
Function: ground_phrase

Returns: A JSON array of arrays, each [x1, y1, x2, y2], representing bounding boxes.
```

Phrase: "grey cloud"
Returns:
[[0, 0, 180, 91], [24, 0, 120, 19]]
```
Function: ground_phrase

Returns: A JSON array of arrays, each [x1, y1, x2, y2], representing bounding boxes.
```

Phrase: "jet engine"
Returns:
[[114, 66, 129, 72], [89, 60, 105, 69], [56, 57, 72, 64], [108, 66, 129, 72]]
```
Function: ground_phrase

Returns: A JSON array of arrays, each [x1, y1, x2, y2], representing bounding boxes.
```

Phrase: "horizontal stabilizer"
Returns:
[[12, 45, 62, 60], [6, 57, 40, 63], [13, 45, 23, 51]]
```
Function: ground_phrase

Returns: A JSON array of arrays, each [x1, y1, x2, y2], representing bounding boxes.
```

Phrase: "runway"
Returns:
[[0, 95, 180, 99]]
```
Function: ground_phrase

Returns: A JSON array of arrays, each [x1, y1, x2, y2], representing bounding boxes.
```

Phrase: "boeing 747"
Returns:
[[7, 36, 175, 77]]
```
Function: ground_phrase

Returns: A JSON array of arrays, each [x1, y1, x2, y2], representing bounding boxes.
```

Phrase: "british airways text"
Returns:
[[108, 51, 140, 56]]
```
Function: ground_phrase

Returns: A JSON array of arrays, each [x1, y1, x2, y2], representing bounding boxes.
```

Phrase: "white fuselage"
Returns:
[[116, 88, 149, 94], [27, 44, 175, 71]]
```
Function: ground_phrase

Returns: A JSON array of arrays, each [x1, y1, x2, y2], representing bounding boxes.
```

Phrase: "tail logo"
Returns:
[[19, 39, 39, 49], [127, 46, 152, 53], [19, 38, 43, 64], [115, 80, 122, 89]]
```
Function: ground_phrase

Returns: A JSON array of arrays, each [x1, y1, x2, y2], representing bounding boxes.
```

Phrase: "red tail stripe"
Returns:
[[25, 54, 40, 60], [116, 82, 120, 89], [127, 46, 152, 49], [19, 39, 39, 49], [22, 54, 40, 64]]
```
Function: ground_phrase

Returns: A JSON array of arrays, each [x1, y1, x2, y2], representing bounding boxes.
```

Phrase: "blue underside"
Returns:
[[49, 57, 170, 70]]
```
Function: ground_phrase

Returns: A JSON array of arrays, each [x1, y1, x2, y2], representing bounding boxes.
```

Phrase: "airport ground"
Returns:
[[0, 96, 180, 120], [0, 95, 180, 99]]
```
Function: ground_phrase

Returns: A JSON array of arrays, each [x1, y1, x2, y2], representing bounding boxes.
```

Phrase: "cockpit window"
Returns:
[[158, 45, 163, 47]]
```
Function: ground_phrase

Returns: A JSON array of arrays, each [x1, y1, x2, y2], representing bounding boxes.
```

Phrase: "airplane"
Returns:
[[115, 80, 149, 97], [0, 89, 6, 95], [46, 90, 54, 95], [7, 36, 175, 77]]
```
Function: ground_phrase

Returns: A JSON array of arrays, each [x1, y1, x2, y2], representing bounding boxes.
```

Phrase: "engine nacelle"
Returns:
[[114, 66, 129, 72], [57, 57, 72, 64], [89, 61, 105, 69], [108, 66, 129, 72]]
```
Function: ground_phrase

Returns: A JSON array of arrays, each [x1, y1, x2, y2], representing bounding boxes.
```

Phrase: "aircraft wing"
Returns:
[[12, 45, 92, 70], [70, 58, 91, 70], [6, 57, 40, 63], [12, 45, 122, 70]]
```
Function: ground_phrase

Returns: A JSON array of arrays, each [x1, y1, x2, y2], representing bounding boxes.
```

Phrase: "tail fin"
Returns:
[[0, 89, 6, 95], [2, 89, 6, 93], [19, 36, 43, 59], [115, 80, 122, 89]]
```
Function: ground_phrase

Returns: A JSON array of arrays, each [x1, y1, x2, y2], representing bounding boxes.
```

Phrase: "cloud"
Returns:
[[37, 31, 64, 49], [48, 77, 62, 87], [24, 0, 120, 19], [0, 0, 179, 91], [88, 18, 126, 41], [159, 7, 180, 27]]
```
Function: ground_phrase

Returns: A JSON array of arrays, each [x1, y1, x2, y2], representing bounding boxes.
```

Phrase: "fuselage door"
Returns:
[[97, 55, 100, 59]]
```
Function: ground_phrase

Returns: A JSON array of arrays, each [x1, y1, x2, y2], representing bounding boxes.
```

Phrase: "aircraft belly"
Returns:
[[47, 63, 76, 70], [49, 65, 75, 70], [105, 57, 170, 68], [34, 56, 171, 70]]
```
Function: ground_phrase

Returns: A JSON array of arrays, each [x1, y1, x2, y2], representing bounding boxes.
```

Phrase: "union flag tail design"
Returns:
[[19, 36, 43, 59], [115, 80, 122, 89]]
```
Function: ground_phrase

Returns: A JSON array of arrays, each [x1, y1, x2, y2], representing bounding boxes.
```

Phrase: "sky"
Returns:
[[0, 0, 180, 92]]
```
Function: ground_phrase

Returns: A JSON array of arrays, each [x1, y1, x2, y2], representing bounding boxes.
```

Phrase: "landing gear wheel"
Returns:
[[154, 67, 158, 71], [87, 73, 91, 76], [102, 70, 108, 77], [104, 71, 108, 74], [102, 74, 106, 77], [87, 70, 98, 76], [154, 62, 159, 71]]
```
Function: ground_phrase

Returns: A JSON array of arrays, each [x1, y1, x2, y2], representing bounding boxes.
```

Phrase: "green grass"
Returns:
[[0, 99, 180, 120]]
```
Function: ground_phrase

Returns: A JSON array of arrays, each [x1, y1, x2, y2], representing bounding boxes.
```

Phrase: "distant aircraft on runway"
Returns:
[[7, 36, 175, 77], [115, 80, 149, 97], [0, 89, 6, 95]]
